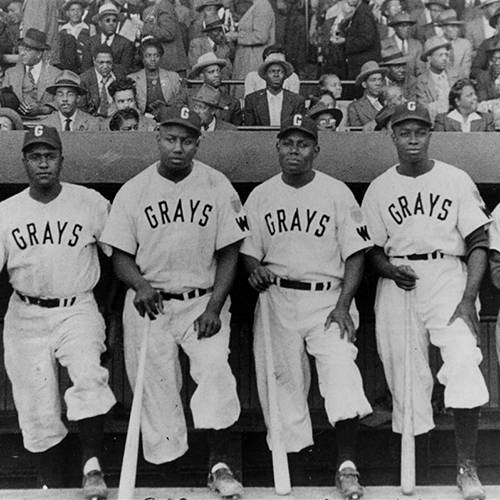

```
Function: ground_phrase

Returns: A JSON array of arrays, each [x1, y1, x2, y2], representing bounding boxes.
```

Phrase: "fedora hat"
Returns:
[[189, 52, 227, 78], [92, 2, 123, 24], [19, 28, 50, 51], [46, 70, 86, 95], [380, 46, 411, 66], [192, 84, 223, 109], [437, 8, 464, 25], [202, 12, 225, 32], [195, 0, 223, 11], [421, 35, 451, 62], [387, 11, 416, 26], [307, 102, 343, 127], [258, 53, 294, 79], [355, 61, 388, 86]]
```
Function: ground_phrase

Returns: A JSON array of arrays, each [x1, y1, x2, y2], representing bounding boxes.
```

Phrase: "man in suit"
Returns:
[[347, 60, 387, 128], [382, 11, 424, 77], [81, 3, 135, 74], [244, 53, 305, 126], [79, 44, 125, 117], [380, 46, 418, 99], [414, 0, 449, 43], [3, 28, 61, 118], [191, 83, 237, 131], [38, 70, 102, 132], [465, 0, 500, 59], [190, 52, 243, 125], [471, 3, 500, 76]]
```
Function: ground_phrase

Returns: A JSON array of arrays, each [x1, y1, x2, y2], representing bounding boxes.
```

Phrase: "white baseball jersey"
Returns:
[[489, 205, 500, 252], [0, 183, 110, 297], [240, 171, 373, 281], [101, 160, 249, 292], [362, 160, 490, 256]]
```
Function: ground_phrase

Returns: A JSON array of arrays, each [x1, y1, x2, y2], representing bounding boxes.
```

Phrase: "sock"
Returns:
[[335, 417, 359, 469], [78, 414, 105, 467], [34, 440, 65, 488], [83, 457, 101, 475], [454, 407, 480, 466], [208, 428, 232, 471]]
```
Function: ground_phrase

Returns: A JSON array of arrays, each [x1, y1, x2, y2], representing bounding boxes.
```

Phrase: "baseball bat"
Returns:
[[401, 289, 415, 495], [260, 292, 292, 496], [118, 318, 151, 500]]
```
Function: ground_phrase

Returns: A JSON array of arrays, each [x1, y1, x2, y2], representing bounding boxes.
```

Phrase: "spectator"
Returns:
[[109, 106, 140, 129], [80, 44, 125, 117], [188, 12, 233, 79], [347, 60, 387, 127], [59, 0, 91, 65], [243, 52, 305, 125], [3, 28, 61, 117], [344, 0, 381, 79], [190, 0, 223, 41], [142, 0, 189, 75], [113, 0, 145, 43], [307, 100, 344, 130], [81, 3, 136, 73], [471, 3, 500, 76], [226, 0, 275, 98], [381, 11, 423, 78], [380, 46, 417, 99], [476, 41, 500, 100], [128, 37, 187, 116], [190, 51, 243, 125], [376, 0, 402, 40], [414, 0, 448, 43], [465, 0, 500, 58], [0, 107, 23, 130], [373, 83, 406, 129], [434, 77, 495, 129], [0, 1, 21, 54], [438, 9, 472, 81], [38, 70, 102, 131], [244, 44, 300, 97], [318, 73, 343, 99], [415, 35, 452, 120], [191, 83, 237, 130]]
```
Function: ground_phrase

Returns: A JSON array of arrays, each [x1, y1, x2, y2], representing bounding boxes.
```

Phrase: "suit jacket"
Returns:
[[344, 2, 381, 79], [217, 90, 243, 125], [347, 95, 380, 127], [415, 69, 451, 120], [381, 34, 424, 77], [81, 34, 135, 74], [188, 37, 233, 79], [128, 68, 187, 113], [79, 67, 125, 116], [213, 118, 238, 130], [448, 37, 472, 82], [433, 111, 494, 131], [472, 33, 500, 78], [37, 110, 102, 131], [243, 89, 305, 126], [3, 62, 61, 107], [476, 68, 499, 101]]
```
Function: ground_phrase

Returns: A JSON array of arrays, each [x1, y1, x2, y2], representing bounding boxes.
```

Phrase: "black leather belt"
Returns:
[[393, 251, 444, 261], [160, 287, 212, 301], [16, 291, 77, 308], [275, 278, 333, 291]]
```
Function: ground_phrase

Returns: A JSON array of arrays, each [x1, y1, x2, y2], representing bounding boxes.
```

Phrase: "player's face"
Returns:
[[99, 14, 118, 36], [156, 124, 200, 177], [143, 46, 161, 71], [68, 4, 83, 24], [391, 120, 431, 163], [114, 89, 137, 110], [456, 85, 478, 113], [202, 64, 222, 88], [265, 64, 286, 90], [55, 87, 78, 116], [277, 131, 319, 179], [94, 52, 113, 76], [23, 145, 63, 190]]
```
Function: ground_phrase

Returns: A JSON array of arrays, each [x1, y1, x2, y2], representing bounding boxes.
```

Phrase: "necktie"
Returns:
[[27, 66, 35, 86], [98, 76, 110, 117], [105, 35, 112, 46], [65, 118, 72, 131]]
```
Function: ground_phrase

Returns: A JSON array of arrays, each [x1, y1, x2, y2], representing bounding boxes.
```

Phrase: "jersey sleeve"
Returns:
[[91, 191, 112, 257], [0, 210, 8, 271], [489, 205, 500, 253], [100, 186, 138, 255], [215, 178, 250, 250], [457, 174, 491, 239], [361, 181, 389, 248], [239, 188, 265, 261]]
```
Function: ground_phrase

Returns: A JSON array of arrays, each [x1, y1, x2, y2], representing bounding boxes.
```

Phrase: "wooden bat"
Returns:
[[401, 289, 415, 495], [118, 318, 151, 500], [260, 292, 292, 495]]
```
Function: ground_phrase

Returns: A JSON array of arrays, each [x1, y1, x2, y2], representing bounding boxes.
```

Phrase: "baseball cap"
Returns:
[[390, 101, 432, 128], [22, 125, 62, 153], [277, 114, 318, 141], [157, 105, 202, 135]]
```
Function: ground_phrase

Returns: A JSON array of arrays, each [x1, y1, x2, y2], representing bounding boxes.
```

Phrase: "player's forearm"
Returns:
[[112, 249, 151, 292], [461, 247, 488, 301], [241, 253, 261, 275], [206, 242, 240, 314], [367, 245, 399, 280], [337, 250, 365, 308]]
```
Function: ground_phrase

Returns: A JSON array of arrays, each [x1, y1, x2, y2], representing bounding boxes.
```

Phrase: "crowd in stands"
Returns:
[[1, 0, 500, 132]]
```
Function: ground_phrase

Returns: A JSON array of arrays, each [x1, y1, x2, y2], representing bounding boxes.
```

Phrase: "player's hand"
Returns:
[[134, 283, 164, 320], [391, 265, 419, 290], [324, 304, 356, 342], [194, 309, 221, 339], [248, 265, 276, 292], [448, 297, 480, 344]]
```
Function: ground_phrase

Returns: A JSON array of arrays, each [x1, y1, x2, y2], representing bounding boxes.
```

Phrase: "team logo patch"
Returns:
[[350, 206, 363, 223], [230, 196, 242, 213]]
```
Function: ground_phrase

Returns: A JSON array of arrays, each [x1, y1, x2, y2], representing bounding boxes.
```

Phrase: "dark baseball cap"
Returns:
[[22, 125, 62, 153], [158, 105, 202, 135], [277, 114, 318, 141], [390, 101, 432, 128]]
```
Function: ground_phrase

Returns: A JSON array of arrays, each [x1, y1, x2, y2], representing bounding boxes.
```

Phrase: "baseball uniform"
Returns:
[[241, 170, 373, 453], [488, 204, 500, 366], [0, 182, 116, 453], [100, 159, 249, 464], [362, 160, 490, 436]]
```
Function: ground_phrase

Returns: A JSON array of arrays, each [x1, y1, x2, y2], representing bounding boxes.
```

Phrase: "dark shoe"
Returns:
[[335, 466, 364, 500], [457, 460, 486, 500], [208, 464, 244, 499], [82, 469, 107, 500]]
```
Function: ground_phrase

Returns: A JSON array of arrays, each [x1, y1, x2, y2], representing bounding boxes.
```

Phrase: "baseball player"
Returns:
[[488, 207, 500, 366], [240, 114, 373, 500], [100, 105, 249, 499], [362, 101, 490, 500], [0, 125, 116, 499]]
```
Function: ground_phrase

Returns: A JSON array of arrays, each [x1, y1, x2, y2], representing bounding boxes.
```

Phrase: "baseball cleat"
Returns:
[[457, 460, 486, 500], [208, 464, 244, 499], [335, 466, 364, 500], [82, 469, 108, 500]]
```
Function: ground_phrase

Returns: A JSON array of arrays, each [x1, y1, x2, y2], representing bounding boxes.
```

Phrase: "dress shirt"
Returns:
[[100, 33, 115, 46], [94, 69, 115, 106], [367, 94, 383, 111], [59, 110, 78, 131], [27, 60, 43, 83], [429, 70, 450, 104], [447, 109, 482, 131], [267, 90, 284, 126]]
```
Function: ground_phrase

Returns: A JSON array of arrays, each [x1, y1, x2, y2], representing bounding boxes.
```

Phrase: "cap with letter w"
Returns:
[[278, 113, 318, 141], [158, 105, 202, 135], [390, 100, 432, 128]]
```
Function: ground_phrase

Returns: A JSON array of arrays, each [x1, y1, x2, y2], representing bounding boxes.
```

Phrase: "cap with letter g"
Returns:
[[390, 101, 432, 128], [22, 125, 62, 153], [158, 105, 202, 135], [278, 113, 318, 141]]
